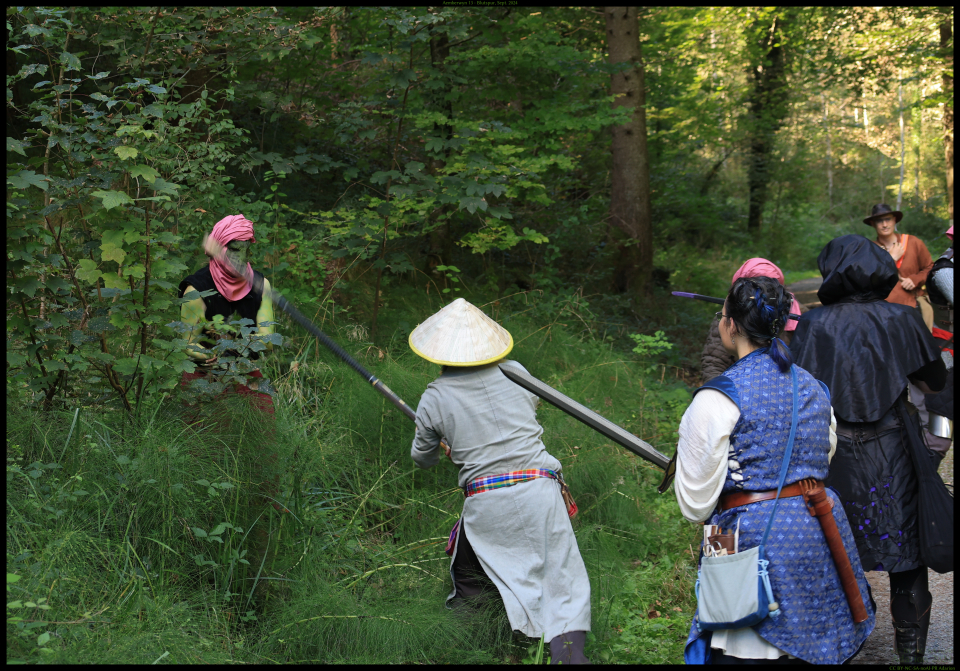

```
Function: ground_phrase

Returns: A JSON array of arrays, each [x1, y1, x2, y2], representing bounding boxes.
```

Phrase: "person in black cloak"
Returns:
[[789, 234, 947, 665]]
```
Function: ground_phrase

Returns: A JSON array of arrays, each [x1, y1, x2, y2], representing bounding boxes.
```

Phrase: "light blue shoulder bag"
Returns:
[[694, 366, 798, 632]]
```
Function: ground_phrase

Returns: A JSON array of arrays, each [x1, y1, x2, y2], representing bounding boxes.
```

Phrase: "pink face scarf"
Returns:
[[207, 214, 257, 301], [730, 258, 802, 331]]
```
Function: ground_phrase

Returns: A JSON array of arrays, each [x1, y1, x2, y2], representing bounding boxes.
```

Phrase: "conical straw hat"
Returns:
[[409, 298, 513, 366]]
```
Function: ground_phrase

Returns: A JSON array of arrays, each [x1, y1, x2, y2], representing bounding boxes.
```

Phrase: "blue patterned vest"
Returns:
[[704, 348, 832, 492], [684, 349, 875, 664]]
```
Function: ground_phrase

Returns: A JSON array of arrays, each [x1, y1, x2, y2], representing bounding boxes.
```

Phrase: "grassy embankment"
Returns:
[[7, 284, 712, 664]]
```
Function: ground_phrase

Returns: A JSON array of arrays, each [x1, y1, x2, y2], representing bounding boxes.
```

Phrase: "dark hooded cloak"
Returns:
[[790, 235, 943, 423]]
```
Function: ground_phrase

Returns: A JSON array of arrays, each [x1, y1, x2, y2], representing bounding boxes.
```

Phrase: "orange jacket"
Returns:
[[875, 234, 933, 307]]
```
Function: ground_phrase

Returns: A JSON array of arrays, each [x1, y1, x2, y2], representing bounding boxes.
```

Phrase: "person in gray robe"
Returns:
[[408, 298, 592, 664]]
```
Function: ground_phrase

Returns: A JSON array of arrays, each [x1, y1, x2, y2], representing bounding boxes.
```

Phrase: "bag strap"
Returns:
[[761, 365, 799, 547]]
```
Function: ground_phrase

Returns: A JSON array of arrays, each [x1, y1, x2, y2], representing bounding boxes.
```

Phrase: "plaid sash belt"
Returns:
[[464, 468, 560, 497], [446, 469, 576, 557]]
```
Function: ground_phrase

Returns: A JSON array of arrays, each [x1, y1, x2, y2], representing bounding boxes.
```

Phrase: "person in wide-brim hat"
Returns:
[[863, 202, 903, 225], [407, 298, 593, 664]]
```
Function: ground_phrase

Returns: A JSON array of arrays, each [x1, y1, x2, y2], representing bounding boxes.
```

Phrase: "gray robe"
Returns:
[[411, 360, 592, 640]]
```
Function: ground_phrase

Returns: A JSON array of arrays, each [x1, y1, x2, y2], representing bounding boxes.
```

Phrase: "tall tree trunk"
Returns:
[[915, 86, 923, 202], [745, 12, 789, 232], [605, 6, 652, 297], [425, 28, 453, 271], [897, 70, 906, 211], [941, 11, 954, 224], [822, 93, 832, 206]]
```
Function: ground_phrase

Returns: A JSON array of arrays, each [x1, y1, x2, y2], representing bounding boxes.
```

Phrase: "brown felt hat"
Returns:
[[863, 203, 903, 226]]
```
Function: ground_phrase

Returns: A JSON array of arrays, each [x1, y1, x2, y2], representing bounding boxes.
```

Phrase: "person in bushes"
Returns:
[[178, 214, 285, 530], [700, 258, 806, 383], [408, 298, 592, 665], [790, 235, 947, 664], [178, 213, 276, 416]]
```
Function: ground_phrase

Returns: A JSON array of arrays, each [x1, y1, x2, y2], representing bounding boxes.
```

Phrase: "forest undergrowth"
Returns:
[[7, 287, 703, 664]]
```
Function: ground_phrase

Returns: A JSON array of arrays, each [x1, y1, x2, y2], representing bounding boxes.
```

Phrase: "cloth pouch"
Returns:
[[695, 545, 775, 630]]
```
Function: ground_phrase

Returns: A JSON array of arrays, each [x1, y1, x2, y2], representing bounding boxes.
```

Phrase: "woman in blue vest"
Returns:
[[675, 276, 875, 664]]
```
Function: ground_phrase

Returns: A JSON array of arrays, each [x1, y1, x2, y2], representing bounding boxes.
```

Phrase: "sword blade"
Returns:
[[499, 363, 671, 471]]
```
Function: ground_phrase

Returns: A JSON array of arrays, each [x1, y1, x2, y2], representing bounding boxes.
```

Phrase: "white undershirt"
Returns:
[[675, 388, 838, 660]]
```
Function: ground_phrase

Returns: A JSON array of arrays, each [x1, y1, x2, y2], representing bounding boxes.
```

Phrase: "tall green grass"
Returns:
[[7, 288, 701, 664]]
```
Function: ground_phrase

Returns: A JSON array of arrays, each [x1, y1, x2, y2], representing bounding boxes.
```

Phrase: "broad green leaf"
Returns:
[[100, 243, 125, 264], [8, 170, 50, 191], [7, 352, 27, 368], [191, 527, 208, 538], [129, 164, 160, 183], [59, 51, 81, 71], [7, 137, 27, 156], [16, 63, 48, 79], [150, 258, 177, 278], [112, 357, 140, 376], [100, 272, 127, 290], [114, 146, 139, 161], [14, 276, 41, 297], [142, 103, 164, 118], [92, 190, 134, 210], [458, 196, 487, 214], [424, 137, 445, 153], [101, 229, 126, 248], [125, 263, 145, 279], [37, 632, 51, 646], [148, 177, 179, 195]]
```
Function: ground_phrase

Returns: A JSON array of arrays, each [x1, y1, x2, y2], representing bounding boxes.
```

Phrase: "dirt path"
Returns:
[[850, 443, 954, 665]]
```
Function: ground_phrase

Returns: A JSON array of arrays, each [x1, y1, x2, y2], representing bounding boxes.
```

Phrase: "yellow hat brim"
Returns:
[[409, 331, 513, 366]]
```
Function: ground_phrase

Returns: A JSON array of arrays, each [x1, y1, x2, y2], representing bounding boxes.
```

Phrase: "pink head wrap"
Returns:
[[730, 258, 802, 332], [207, 214, 257, 301], [947, 225, 953, 242]]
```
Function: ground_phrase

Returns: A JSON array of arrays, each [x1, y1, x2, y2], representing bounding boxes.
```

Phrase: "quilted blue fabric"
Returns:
[[684, 350, 875, 664]]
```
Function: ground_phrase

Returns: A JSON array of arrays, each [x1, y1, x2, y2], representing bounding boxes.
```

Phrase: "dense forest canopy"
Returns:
[[5, 6, 954, 664], [7, 6, 953, 409]]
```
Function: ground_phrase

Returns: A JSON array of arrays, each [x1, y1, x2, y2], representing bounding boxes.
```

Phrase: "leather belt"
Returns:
[[718, 478, 824, 513]]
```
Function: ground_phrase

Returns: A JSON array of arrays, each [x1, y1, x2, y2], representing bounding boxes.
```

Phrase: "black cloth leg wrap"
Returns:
[[889, 565, 932, 660]]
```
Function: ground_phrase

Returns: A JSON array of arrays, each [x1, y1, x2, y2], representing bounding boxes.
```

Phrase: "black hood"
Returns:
[[817, 235, 898, 305]]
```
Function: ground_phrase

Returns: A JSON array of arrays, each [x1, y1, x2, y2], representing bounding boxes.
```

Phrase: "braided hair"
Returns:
[[725, 276, 794, 373]]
